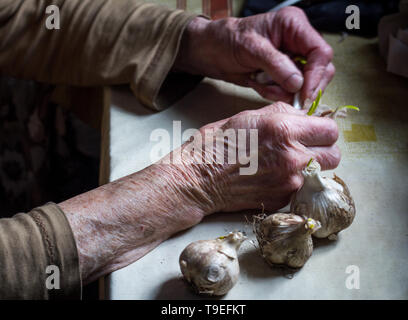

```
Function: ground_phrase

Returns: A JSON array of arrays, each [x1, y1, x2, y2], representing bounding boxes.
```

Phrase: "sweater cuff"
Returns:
[[133, 11, 203, 111], [29, 202, 82, 299]]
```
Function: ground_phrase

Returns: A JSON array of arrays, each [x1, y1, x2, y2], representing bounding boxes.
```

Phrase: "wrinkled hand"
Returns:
[[175, 7, 335, 104], [175, 102, 340, 213], [62, 103, 340, 282]]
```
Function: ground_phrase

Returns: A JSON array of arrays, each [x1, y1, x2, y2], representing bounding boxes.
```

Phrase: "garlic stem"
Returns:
[[222, 232, 246, 250], [302, 161, 326, 192], [302, 173, 326, 192]]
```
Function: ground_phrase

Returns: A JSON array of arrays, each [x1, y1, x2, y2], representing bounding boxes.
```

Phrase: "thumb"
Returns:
[[254, 38, 303, 93]]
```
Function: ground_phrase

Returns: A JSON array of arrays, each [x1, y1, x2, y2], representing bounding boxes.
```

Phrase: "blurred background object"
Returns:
[[0, 79, 101, 219], [241, 0, 401, 37], [378, 0, 408, 78], [151, 0, 403, 38]]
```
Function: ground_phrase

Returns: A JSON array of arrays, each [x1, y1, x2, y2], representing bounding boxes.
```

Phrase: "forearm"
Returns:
[[60, 160, 215, 284], [0, 0, 197, 109]]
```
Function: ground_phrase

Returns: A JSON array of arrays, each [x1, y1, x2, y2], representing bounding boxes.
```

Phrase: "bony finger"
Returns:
[[282, 73, 304, 93], [308, 144, 341, 170], [295, 115, 339, 146], [254, 38, 303, 93], [301, 46, 333, 100], [311, 63, 336, 99], [300, 64, 326, 104]]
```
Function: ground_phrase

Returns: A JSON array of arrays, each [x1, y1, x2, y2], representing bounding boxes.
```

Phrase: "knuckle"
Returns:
[[216, 16, 238, 34], [236, 110, 252, 118], [279, 6, 305, 18], [287, 174, 303, 191], [328, 63, 336, 76], [225, 17, 239, 31], [240, 33, 255, 49], [268, 114, 294, 141], [321, 45, 334, 61]]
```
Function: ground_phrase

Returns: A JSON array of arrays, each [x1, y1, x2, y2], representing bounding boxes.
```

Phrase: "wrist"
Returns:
[[157, 138, 229, 213], [141, 163, 211, 230], [173, 16, 211, 74], [152, 159, 223, 219]]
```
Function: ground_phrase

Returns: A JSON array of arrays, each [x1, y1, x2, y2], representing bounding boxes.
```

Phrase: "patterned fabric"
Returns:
[[0, 1, 237, 218], [0, 77, 100, 218]]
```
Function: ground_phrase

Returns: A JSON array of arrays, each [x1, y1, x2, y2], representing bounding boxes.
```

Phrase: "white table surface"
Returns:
[[102, 35, 408, 300]]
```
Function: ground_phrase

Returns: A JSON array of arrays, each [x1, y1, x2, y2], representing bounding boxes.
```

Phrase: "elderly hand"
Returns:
[[172, 101, 340, 213], [175, 6, 335, 104], [62, 102, 339, 283]]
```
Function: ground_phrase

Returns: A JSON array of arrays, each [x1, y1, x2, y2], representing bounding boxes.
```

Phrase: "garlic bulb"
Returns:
[[290, 159, 356, 240], [254, 213, 321, 268], [179, 231, 246, 296]]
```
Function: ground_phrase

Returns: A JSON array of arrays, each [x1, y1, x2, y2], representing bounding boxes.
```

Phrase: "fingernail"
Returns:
[[284, 74, 304, 93]]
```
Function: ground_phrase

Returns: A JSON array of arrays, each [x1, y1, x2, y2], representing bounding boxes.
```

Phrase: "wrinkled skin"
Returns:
[[173, 101, 341, 215], [62, 102, 340, 284], [175, 6, 335, 104], [62, 8, 339, 285]]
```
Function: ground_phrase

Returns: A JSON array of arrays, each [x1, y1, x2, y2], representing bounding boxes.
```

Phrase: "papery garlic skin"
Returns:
[[254, 213, 321, 268], [290, 160, 356, 239], [303, 98, 348, 118], [179, 231, 246, 296], [312, 103, 348, 118]]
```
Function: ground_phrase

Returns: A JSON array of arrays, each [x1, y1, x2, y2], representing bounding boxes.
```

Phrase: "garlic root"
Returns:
[[254, 213, 321, 268], [179, 231, 246, 296], [290, 159, 356, 239]]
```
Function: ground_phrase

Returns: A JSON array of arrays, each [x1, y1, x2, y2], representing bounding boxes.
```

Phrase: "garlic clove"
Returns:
[[254, 213, 321, 269], [290, 159, 356, 239], [179, 231, 246, 296]]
